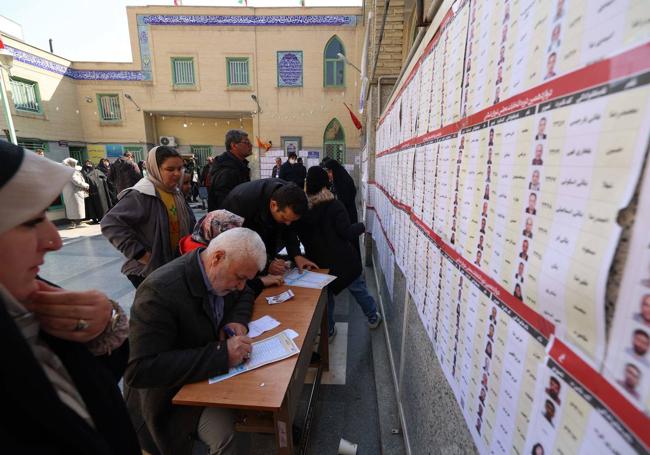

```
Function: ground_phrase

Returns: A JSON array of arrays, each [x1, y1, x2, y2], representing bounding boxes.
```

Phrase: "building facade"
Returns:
[[0, 5, 365, 218]]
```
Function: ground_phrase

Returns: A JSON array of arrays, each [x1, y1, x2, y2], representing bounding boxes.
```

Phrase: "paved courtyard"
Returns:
[[39, 210, 389, 454]]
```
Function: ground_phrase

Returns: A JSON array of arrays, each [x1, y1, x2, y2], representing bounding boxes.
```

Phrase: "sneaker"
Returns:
[[368, 312, 383, 329], [328, 326, 337, 343]]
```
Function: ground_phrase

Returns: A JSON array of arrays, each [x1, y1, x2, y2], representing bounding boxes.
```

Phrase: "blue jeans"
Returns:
[[327, 274, 378, 331]]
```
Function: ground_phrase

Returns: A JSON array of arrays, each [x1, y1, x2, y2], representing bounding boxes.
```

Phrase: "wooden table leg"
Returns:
[[274, 397, 293, 454], [319, 297, 330, 372]]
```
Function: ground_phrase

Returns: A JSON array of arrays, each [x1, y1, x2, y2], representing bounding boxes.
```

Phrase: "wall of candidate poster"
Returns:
[[366, 0, 650, 453]]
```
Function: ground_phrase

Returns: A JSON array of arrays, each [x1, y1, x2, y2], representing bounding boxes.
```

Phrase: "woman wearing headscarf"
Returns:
[[178, 209, 284, 295], [296, 166, 382, 339], [82, 160, 113, 224], [61, 157, 90, 228], [97, 158, 117, 206], [101, 146, 196, 289], [0, 142, 139, 454], [322, 158, 358, 223]]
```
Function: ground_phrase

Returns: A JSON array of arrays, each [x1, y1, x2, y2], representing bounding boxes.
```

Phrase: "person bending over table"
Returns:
[[221, 179, 317, 277]]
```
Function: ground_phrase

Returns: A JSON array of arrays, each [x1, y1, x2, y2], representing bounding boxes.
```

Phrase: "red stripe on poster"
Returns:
[[370, 180, 554, 339], [376, 42, 650, 156], [549, 338, 650, 449]]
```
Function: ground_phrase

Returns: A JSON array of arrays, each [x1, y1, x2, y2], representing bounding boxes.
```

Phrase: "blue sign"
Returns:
[[106, 144, 124, 158], [277, 51, 303, 87]]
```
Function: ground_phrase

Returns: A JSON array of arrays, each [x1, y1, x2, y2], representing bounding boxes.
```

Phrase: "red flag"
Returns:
[[344, 103, 362, 130], [256, 136, 271, 152]]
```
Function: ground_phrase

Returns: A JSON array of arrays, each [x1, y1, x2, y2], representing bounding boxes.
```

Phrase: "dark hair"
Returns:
[[225, 129, 248, 152], [123, 150, 133, 157], [322, 157, 342, 172], [155, 146, 182, 168], [306, 166, 329, 195], [634, 329, 649, 338], [531, 443, 544, 455], [287, 151, 297, 160], [271, 183, 308, 216], [297, 157, 303, 164], [322, 158, 349, 184]]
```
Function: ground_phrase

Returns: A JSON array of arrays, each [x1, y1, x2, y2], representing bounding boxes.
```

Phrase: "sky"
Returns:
[[1, 0, 362, 62]]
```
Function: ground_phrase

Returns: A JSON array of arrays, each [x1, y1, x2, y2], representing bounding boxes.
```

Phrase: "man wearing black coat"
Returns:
[[208, 130, 252, 211], [124, 228, 265, 455], [278, 152, 304, 188], [221, 178, 317, 275]]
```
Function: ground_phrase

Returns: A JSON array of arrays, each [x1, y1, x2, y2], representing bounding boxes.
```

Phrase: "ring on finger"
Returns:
[[74, 319, 89, 331]]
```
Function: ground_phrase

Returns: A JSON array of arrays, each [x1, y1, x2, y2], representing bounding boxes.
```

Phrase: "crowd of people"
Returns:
[[0, 129, 382, 454]]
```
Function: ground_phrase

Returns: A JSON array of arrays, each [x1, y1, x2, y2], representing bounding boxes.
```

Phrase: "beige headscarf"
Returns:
[[145, 146, 192, 236]]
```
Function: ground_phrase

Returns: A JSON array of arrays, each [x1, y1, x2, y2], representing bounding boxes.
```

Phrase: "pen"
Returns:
[[223, 326, 236, 338]]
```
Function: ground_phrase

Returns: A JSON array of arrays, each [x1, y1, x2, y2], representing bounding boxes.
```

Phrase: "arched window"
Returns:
[[324, 36, 345, 87], [323, 118, 346, 162]]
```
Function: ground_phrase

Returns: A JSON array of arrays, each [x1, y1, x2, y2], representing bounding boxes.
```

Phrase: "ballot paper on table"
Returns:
[[283, 268, 336, 289], [266, 289, 295, 305], [247, 315, 281, 338], [209, 329, 300, 384]]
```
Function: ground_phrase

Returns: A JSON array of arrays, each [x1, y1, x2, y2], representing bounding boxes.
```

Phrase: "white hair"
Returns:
[[205, 227, 266, 271]]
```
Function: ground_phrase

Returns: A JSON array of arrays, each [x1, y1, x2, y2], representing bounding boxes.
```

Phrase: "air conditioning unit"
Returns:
[[159, 136, 177, 147]]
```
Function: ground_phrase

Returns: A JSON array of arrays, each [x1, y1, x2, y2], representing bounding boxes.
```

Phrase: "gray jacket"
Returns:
[[100, 178, 196, 277], [124, 249, 254, 455]]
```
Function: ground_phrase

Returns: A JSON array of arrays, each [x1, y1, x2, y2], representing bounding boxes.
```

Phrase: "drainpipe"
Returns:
[[359, 11, 373, 114], [425, 0, 444, 24], [369, 0, 390, 83], [415, 0, 424, 27]]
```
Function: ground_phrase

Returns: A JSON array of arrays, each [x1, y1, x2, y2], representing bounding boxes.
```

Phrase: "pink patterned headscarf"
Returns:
[[191, 210, 245, 244]]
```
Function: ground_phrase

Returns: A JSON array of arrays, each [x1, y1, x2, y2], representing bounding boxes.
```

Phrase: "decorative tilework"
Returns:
[[141, 14, 357, 26], [137, 24, 153, 81], [277, 51, 303, 87], [7, 46, 146, 81], [8, 14, 357, 82]]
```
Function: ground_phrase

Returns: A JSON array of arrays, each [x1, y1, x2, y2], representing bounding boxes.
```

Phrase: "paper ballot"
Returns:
[[283, 268, 336, 289], [209, 329, 300, 384], [247, 315, 281, 338], [266, 289, 295, 305]]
